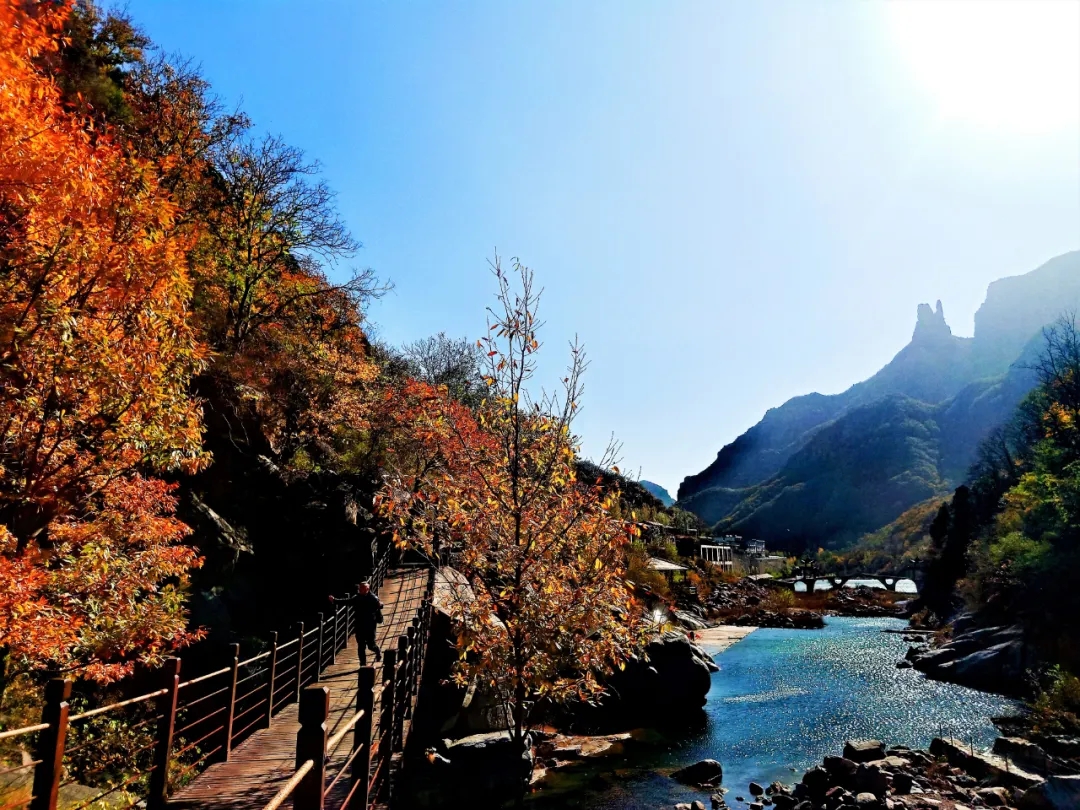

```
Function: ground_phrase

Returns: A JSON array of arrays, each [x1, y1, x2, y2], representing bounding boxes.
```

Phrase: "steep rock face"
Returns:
[[973, 252, 1080, 373], [714, 396, 946, 549], [678, 251, 1080, 549]]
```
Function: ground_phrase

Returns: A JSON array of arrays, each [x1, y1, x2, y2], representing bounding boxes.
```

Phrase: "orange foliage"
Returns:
[[0, 1, 205, 682]]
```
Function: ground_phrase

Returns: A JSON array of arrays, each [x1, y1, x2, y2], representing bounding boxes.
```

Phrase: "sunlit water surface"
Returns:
[[528, 617, 1019, 809]]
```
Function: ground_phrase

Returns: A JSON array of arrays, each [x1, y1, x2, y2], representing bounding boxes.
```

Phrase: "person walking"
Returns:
[[330, 581, 384, 664]]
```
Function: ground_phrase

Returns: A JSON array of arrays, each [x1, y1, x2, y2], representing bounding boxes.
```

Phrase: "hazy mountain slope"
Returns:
[[971, 251, 1080, 373], [714, 396, 948, 550], [678, 250, 1080, 549], [679, 302, 979, 499], [640, 480, 675, 507]]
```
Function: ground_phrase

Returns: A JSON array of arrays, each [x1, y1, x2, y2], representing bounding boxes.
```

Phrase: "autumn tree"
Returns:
[[400, 332, 486, 406], [0, 0, 205, 692], [191, 132, 386, 465], [379, 258, 644, 750]]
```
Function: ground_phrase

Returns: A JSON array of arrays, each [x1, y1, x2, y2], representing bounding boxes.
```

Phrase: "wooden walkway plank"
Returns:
[[166, 569, 429, 810]]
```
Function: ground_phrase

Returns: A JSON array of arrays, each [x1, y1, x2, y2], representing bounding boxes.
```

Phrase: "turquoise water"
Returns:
[[529, 617, 1019, 809]]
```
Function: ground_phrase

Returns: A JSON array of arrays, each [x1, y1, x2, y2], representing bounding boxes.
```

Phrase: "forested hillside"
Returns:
[[0, 2, 647, 724]]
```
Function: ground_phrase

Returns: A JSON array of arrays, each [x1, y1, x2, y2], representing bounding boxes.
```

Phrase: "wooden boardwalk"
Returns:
[[167, 569, 430, 810]]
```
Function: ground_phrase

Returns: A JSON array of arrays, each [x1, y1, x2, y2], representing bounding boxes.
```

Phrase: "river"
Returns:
[[529, 616, 1019, 809]]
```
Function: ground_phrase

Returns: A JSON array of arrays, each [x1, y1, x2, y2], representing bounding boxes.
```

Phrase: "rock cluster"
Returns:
[[749, 737, 1072, 810], [828, 586, 905, 618], [668, 737, 1080, 810], [699, 579, 825, 629]]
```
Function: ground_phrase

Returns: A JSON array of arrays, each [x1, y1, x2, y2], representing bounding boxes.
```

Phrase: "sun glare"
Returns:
[[885, 0, 1080, 135]]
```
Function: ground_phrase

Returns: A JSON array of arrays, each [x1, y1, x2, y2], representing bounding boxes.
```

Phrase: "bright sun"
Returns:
[[884, 0, 1080, 135]]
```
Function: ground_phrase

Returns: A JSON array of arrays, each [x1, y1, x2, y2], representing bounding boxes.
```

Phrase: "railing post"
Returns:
[[329, 608, 338, 665], [30, 678, 71, 810], [147, 657, 181, 810], [316, 612, 325, 675], [338, 605, 345, 655], [405, 624, 418, 719], [223, 643, 240, 761], [295, 685, 329, 810], [353, 666, 376, 807], [379, 648, 396, 802], [296, 622, 306, 698], [394, 634, 408, 752], [264, 631, 278, 729]]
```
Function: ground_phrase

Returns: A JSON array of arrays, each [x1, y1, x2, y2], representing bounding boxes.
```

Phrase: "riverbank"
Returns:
[[686, 577, 903, 633], [694, 625, 757, 651]]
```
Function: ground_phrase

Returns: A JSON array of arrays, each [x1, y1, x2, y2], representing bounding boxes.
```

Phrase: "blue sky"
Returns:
[[127, 0, 1080, 495]]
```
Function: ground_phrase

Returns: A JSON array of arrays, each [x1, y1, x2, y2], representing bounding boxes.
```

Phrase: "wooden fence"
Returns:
[[0, 545, 434, 810]]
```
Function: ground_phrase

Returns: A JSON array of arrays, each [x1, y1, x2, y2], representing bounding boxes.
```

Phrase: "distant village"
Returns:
[[637, 521, 789, 582]]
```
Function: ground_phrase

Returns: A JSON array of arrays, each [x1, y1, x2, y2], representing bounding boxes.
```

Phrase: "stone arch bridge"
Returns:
[[777, 570, 924, 593]]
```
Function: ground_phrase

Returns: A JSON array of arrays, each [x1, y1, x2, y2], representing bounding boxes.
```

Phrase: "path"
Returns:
[[167, 569, 429, 810]]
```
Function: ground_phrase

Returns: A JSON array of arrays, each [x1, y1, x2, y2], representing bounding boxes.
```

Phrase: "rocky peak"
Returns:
[[912, 300, 952, 342]]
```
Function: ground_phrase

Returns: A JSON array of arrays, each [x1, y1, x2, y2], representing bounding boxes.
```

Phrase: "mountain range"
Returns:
[[676, 251, 1080, 552]]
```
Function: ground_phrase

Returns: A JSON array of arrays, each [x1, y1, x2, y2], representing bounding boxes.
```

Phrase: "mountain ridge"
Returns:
[[677, 250, 1080, 550]]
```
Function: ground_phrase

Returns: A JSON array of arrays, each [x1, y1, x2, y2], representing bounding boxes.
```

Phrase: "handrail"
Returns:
[[11, 539, 404, 810], [323, 738, 365, 797], [178, 665, 231, 689], [68, 688, 168, 723], [263, 759, 315, 810], [239, 649, 273, 667], [0, 722, 48, 740], [326, 708, 366, 755]]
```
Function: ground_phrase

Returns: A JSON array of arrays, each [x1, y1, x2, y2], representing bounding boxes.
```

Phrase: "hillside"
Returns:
[[640, 480, 675, 506], [678, 251, 1080, 551]]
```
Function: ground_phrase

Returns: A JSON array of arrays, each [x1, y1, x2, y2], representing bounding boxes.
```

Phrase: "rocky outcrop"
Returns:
[[930, 736, 1043, 789], [430, 731, 534, 801], [908, 624, 1031, 695], [913, 300, 952, 342], [1018, 775, 1080, 809], [671, 759, 723, 787], [568, 631, 718, 729], [843, 740, 885, 763]]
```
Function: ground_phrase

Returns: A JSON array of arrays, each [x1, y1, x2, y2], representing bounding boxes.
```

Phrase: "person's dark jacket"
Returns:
[[333, 591, 384, 629]]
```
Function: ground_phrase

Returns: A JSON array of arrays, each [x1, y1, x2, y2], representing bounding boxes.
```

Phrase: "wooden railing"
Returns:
[[267, 565, 436, 810], [0, 547, 403, 810]]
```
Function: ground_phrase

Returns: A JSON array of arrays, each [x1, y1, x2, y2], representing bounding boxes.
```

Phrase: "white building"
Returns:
[[699, 544, 734, 571]]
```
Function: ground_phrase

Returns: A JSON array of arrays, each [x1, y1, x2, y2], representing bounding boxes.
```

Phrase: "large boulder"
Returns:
[[911, 625, 1031, 695], [853, 763, 888, 798], [436, 731, 535, 801], [843, 740, 885, 763], [800, 765, 831, 799], [823, 755, 858, 785], [575, 631, 718, 728], [672, 759, 723, 786]]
